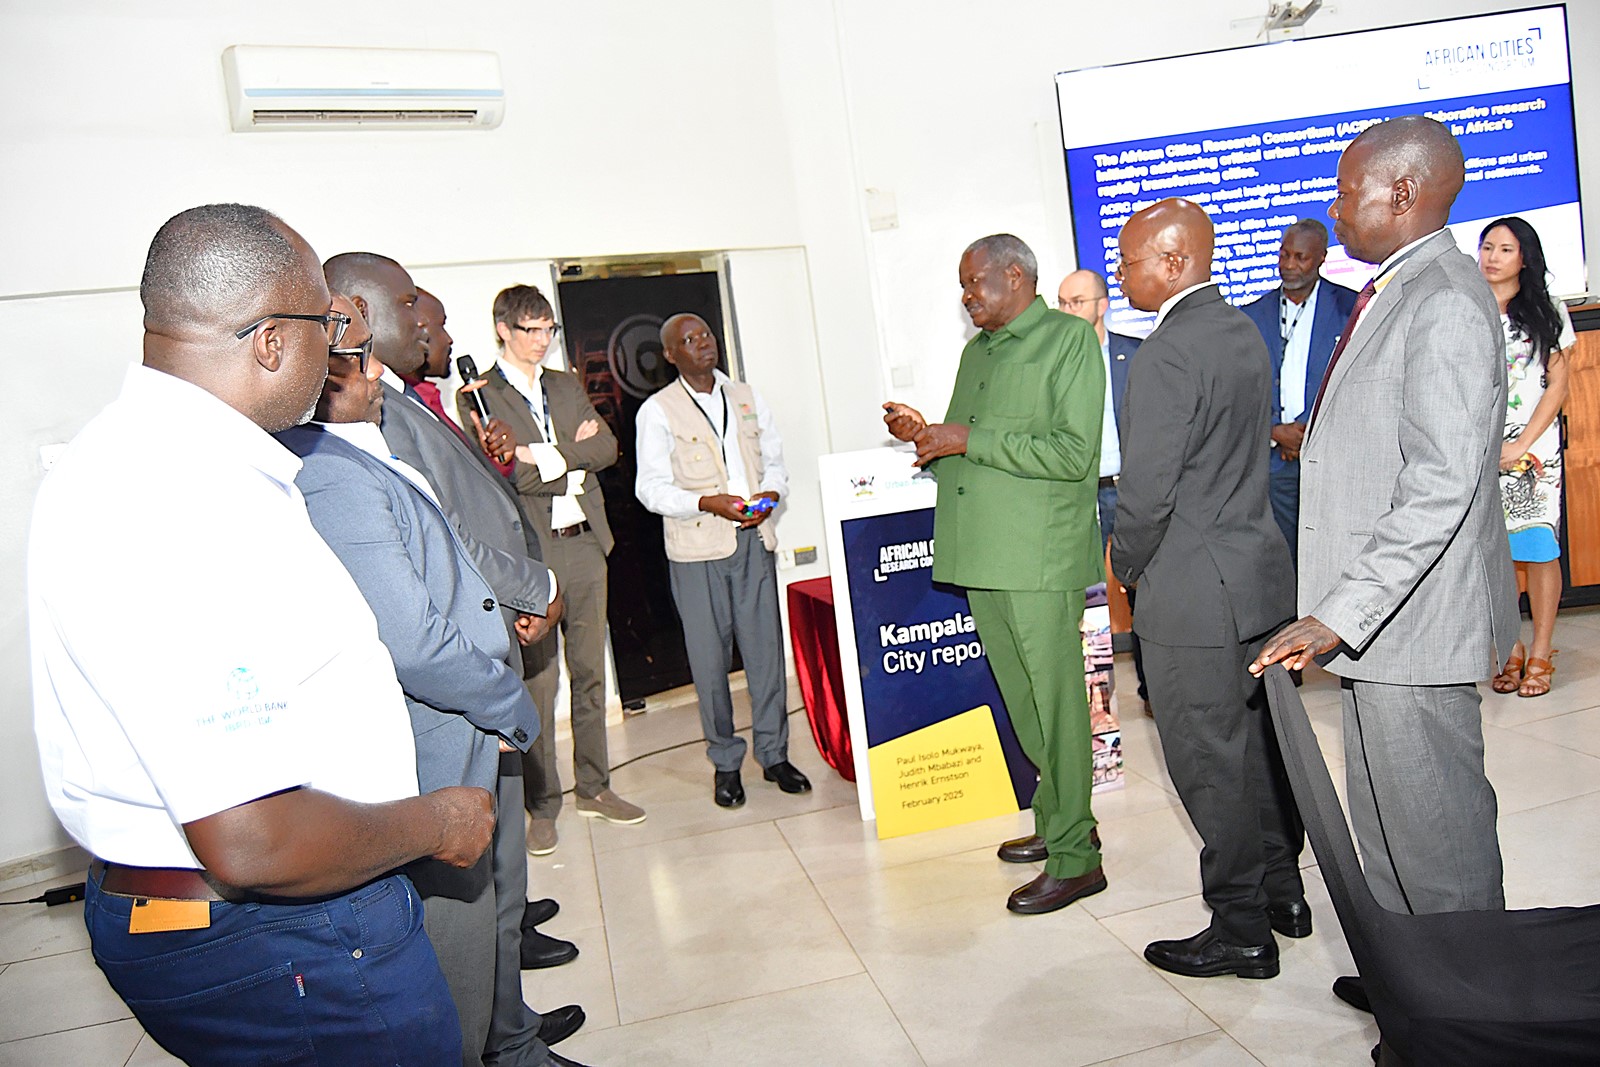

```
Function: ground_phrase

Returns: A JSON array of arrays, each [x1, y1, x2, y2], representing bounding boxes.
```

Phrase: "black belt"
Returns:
[[91, 859, 222, 901], [1098, 476, 1118, 489], [552, 521, 591, 539]]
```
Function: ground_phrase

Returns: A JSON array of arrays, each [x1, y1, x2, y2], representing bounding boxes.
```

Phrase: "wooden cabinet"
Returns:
[[1561, 305, 1600, 597]]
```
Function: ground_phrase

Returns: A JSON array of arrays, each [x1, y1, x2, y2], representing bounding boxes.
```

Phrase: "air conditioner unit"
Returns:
[[222, 45, 504, 132]]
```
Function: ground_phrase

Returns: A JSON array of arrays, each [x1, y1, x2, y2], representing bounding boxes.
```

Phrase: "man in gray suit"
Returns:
[[1111, 198, 1302, 980], [1254, 118, 1515, 939], [322, 255, 583, 1066]]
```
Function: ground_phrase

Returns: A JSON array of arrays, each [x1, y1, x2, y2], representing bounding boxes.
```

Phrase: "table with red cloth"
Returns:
[[786, 576, 854, 781]]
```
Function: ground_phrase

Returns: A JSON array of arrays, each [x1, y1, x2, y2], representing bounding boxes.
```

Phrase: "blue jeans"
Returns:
[[86, 867, 461, 1066]]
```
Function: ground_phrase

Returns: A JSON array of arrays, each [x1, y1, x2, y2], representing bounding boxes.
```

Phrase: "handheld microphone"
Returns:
[[456, 355, 492, 423]]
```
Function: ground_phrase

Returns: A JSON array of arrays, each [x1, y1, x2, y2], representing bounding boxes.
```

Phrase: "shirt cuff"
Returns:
[[513, 443, 568, 482]]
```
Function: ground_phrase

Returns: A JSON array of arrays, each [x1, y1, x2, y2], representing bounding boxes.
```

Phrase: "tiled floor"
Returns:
[[5, 610, 1600, 1066]]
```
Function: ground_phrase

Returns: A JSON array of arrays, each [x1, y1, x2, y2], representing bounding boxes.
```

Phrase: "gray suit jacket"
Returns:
[[1299, 231, 1518, 685], [277, 424, 538, 793], [458, 364, 618, 556], [1111, 285, 1296, 647], [379, 382, 552, 631]]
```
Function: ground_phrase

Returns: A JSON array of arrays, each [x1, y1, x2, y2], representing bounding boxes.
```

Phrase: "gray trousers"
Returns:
[[1341, 679, 1505, 914], [668, 527, 790, 772], [523, 529, 611, 817], [408, 851, 496, 1067], [1141, 633, 1305, 946], [484, 759, 549, 1067]]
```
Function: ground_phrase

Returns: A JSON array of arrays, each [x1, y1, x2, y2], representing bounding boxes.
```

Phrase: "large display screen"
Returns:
[[1056, 5, 1584, 334]]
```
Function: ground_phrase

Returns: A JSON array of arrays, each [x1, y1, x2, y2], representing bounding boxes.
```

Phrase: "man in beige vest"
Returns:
[[634, 313, 811, 807]]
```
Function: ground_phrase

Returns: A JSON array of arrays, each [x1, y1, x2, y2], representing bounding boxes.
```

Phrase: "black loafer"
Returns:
[[1268, 898, 1313, 939], [714, 770, 745, 808], [1144, 928, 1279, 979], [1333, 974, 1372, 1014], [535, 1003, 585, 1046], [521, 897, 559, 931], [520, 929, 579, 970], [762, 761, 812, 794]]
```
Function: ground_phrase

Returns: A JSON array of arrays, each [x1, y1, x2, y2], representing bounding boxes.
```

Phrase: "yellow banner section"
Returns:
[[868, 706, 1022, 839]]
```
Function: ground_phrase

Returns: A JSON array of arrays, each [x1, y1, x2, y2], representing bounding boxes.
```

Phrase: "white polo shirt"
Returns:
[[30, 365, 419, 869]]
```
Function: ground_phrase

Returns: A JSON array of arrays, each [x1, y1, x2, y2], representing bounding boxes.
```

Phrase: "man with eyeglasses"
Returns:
[[275, 297, 586, 1066], [1057, 269, 1150, 716], [30, 204, 494, 1064], [883, 235, 1106, 916], [636, 312, 812, 808], [457, 284, 639, 856], [324, 254, 579, 1067], [1109, 198, 1303, 981]]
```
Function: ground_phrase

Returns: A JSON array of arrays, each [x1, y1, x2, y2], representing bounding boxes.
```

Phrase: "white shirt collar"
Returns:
[[128, 364, 302, 492], [499, 357, 543, 399], [1376, 228, 1447, 279], [1153, 282, 1216, 330], [319, 418, 392, 461], [681, 368, 731, 400], [379, 365, 410, 395]]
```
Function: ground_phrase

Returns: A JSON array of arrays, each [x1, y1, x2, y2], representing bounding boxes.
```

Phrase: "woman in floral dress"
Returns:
[[1479, 216, 1574, 697]]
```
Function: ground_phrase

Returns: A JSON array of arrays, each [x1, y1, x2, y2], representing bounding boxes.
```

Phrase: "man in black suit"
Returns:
[[1110, 198, 1302, 981], [1057, 269, 1149, 713]]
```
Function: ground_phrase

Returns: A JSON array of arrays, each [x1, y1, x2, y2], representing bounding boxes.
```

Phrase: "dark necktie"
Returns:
[[1305, 279, 1377, 437]]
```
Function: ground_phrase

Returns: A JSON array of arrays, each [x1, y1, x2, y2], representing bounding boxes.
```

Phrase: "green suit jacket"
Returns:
[[930, 296, 1104, 593]]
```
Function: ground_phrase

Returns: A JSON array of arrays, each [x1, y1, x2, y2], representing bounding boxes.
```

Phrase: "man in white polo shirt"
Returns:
[[29, 204, 493, 1066]]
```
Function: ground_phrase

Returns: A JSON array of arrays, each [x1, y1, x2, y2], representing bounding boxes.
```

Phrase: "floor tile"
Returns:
[[821, 849, 1216, 1066], [1512, 704, 1600, 760], [595, 821, 861, 1023], [0, 1019, 142, 1067], [1099, 871, 1379, 1067], [125, 1032, 184, 1065], [1086, 1030, 1262, 1066], [557, 973, 921, 1066], [0, 886, 91, 966], [0, 949, 131, 1043], [1482, 723, 1600, 814], [1500, 790, 1600, 910]]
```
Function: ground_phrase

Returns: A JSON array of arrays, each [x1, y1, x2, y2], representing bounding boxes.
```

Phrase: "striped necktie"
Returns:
[[1305, 279, 1377, 437]]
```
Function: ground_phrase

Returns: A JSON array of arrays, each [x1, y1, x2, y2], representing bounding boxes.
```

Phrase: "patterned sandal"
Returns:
[[1491, 647, 1525, 694], [1519, 652, 1557, 698]]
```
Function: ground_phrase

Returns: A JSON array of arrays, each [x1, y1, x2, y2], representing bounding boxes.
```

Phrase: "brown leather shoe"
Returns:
[[997, 828, 1102, 864], [1006, 866, 1107, 914]]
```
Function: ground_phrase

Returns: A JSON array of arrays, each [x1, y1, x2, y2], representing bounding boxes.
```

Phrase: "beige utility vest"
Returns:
[[653, 379, 778, 562]]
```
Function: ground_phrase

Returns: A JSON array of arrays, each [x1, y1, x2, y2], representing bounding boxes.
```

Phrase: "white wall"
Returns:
[[4, 0, 1597, 868]]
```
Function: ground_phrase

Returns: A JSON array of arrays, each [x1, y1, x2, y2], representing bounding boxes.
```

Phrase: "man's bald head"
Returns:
[[139, 204, 331, 431], [1116, 198, 1214, 312], [141, 204, 314, 337], [324, 252, 425, 375], [1330, 116, 1464, 264]]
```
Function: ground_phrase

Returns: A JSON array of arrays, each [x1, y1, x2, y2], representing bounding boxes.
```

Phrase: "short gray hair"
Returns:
[[964, 234, 1037, 284]]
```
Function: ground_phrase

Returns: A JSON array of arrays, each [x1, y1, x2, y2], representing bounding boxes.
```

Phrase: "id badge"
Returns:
[[128, 898, 212, 933]]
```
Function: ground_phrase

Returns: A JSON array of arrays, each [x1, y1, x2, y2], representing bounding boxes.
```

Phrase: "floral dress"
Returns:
[[1500, 302, 1575, 563]]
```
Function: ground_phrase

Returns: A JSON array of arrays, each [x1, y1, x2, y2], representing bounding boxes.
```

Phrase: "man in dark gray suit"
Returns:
[[1253, 117, 1517, 1015], [1111, 198, 1302, 981], [322, 255, 582, 1067]]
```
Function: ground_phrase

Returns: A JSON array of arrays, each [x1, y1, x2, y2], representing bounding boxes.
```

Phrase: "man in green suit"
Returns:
[[884, 233, 1107, 915]]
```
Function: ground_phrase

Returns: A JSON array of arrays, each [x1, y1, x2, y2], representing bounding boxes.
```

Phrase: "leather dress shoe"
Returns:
[[1006, 866, 1107, 914], [1268, 897, 1313, 938], [714, 769, 745, 808], [521, 928, 579, 970], [996, 827, 1102, 864], [1333, 974, 1373, 1014], [536, 1003, 585, 1046], [1144, 928, 1279, 979], [547, 1052, 591, 1067], [763, 761, 812, 793], [522, 897, 559, 931]]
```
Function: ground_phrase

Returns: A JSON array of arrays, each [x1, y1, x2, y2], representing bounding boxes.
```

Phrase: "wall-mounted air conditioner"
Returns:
[[222, 45, 504, 132]]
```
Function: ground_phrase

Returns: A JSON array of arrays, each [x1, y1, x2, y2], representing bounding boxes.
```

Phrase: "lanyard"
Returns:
[[681, 377, 730, 470], [1279, 291, 1310, 345]]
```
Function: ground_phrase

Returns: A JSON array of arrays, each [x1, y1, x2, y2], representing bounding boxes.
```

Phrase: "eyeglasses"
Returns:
[[330, 336, 373, 375], [1058, 296, 1100, 311], [511, 322, 561, 341], [235, 310, 352, 347], [1113, 252, 1187, 280]]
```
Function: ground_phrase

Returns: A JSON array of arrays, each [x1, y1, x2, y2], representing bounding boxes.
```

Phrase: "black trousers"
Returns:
[[1140, 632, 1305, 945]]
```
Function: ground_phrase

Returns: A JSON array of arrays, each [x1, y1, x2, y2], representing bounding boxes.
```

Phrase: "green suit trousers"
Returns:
[[968, 587, 1098, 879]]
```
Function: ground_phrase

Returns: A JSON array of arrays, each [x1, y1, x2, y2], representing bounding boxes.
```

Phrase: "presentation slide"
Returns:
[[1057, 5, 1584, 335]]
